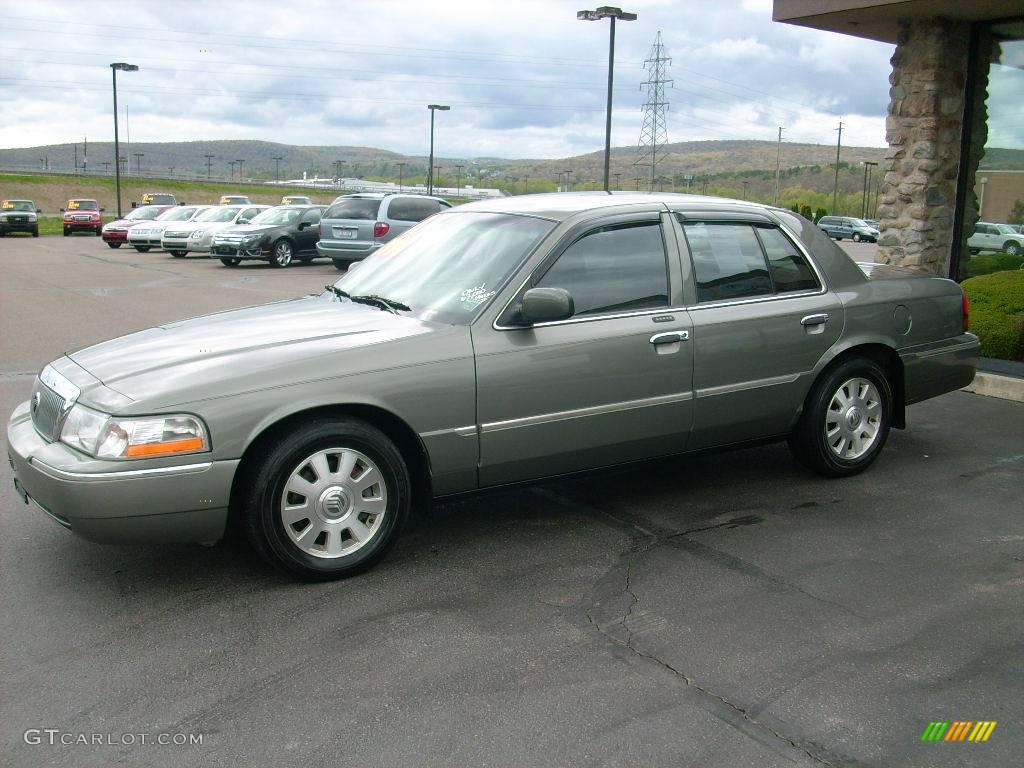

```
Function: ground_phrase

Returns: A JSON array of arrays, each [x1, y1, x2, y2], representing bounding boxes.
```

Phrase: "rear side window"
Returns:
[[682, 222, 772, 302], [756, 227, 820, 293], [536, 221, 669, 316], [324, 198, 381, 220], [387, 197, 448, 222]]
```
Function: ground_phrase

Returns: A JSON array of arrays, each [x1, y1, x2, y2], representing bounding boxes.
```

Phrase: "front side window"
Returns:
[[301, 208, 322, 225], [536, 221, 669, 316]]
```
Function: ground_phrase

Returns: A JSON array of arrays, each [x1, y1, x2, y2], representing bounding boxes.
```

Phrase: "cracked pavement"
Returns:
[[2, 237, 1022, 767]]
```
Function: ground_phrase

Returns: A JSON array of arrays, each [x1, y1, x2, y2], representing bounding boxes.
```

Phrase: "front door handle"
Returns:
[[650, 331, 689, 345], [800, 313, 829, 327]]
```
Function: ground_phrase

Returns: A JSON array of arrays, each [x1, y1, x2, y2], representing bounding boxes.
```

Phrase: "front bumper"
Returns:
[[211, 242, 267, 260], [128, 234, 165, 247], [901, 333, 981, 405], [161, 236, 191, 251], [65, 219, 101, 231], [102, 229, 129, 243], [0, 220, 37, 233], [6, 401, 235, 544]]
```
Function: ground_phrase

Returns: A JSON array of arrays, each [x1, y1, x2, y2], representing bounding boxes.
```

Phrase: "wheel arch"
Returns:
[[228, 403, 433, 533], [802, 342, 906, 430]]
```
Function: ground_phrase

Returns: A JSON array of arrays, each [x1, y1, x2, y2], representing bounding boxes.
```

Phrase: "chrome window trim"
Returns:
[[494, 304, 691, 331], [481, 390, 694, 434], [30, 459, 214, 482]]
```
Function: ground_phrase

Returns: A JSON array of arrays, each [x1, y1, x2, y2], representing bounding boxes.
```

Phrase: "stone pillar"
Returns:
[[876, 18, 971, 273]]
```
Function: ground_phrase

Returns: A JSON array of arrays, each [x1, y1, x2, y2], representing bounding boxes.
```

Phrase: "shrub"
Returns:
[[815, 207, 829, 222], [964, 252, 1024, 279], [962, 270, 1024, 361], [800, 204, 813, 220]]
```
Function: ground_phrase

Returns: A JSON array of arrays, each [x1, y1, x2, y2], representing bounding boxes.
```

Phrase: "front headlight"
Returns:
[[60, 404, 209, 459], [190, 230, 204, 239], [27, 214, 37, 222], [244, 236, 262, 247]]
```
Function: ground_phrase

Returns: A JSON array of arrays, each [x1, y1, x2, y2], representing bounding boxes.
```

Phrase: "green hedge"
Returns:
[[962, 270, 1024, 361], [964, 252, 1024, 279]]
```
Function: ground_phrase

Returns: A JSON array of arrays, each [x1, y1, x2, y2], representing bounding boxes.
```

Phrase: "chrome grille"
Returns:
[[31, 382, 67, 441]]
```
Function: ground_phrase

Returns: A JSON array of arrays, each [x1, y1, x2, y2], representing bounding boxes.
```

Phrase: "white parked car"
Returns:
[[161, 204, 270, 257], [967, 222, 1024, 256], [127, 205, 212, 252]]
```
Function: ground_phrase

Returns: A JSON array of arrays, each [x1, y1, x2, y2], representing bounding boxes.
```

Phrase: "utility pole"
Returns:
[[396, 162, 406, 191], [168, 167, 174, 177], [110, 62, 138, 217], [613, 172, 621, 190], [205, 154, 215, 179], [83, 136, 88, 174], [426, 104, 450, 195], [133, 152, 144, 175], [73, 143, 78, 176], [564, 169, 573, 191], [271, 155, 282, 183], [774, 126, 785, 205], [235, 159, 244, 181], [701, 176, 708, 195], [832, 121, 843, 215], [524, 175, 529, 195], [229, 160, 236, 180], [102, 161, 110, 174], [455, 164, 464, 198], [634, 176, 641, 191], [434, 166, 442, 191], [636, 31, 672, 191], [742, 180, 749, 200]]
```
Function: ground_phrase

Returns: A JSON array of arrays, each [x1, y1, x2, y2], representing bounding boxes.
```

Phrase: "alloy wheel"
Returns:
[[824, 377, 882, 460]]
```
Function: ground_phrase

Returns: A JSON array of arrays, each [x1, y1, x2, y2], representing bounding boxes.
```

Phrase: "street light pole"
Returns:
[[205, 154, 215, 179], [578, 6, 636, 192], [397, 162, 406, 192], [110, 62, 138, 218], [426, 104, 450, 196], [862, 161, 878, 218], [455, 164, 464, 198]]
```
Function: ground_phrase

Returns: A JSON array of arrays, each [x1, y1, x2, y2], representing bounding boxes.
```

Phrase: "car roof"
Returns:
[[4, 198, 33, 202], [451, 191, 782, 222]]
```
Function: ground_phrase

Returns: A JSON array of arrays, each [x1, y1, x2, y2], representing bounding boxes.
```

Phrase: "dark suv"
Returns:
[[211, 205, 326, 267], [316, 193, 451, 270]]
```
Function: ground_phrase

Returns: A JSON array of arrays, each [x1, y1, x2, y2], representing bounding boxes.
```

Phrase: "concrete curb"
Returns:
[[962, 372, 1024, 403]]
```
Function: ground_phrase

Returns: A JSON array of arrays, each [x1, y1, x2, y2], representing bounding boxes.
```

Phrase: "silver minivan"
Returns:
[[316, 193, 451, 270]]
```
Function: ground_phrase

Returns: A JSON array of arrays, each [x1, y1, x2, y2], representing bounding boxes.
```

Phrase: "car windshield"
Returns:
[[67, 200, 98, 210], [333, 211, 555, 326], [157, 207, 200, 221], [196, 206, 241, 222], [3, 201, 34, 211], [849, 218, 870, 227], [126, 206, 163, 220], [995, 224, 1017, 234], [250, 208, 301, 225]]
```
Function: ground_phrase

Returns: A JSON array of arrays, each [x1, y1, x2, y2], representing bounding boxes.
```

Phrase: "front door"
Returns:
[[297, 208, 322, 255], [473, 215, 694, 486]]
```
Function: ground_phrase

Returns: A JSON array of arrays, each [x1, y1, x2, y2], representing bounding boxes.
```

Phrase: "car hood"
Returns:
[[216, 224, 282, 237], [66, 295, 446, 407], [105, 218, 149, 229]]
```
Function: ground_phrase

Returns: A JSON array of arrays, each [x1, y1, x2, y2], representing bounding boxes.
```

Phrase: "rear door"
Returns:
[[296, 208, 323, 254], [473, 211, 694, 486], [672, 212, 843, 449]]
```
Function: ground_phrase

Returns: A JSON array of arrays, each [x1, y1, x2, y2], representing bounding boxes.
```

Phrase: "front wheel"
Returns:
[[1005, 242, 1022, 257], [171, 250, 186, 258], [32, 228, 39, 238], [107, 242, 122, 249], [134, 245, 150, 253], [95, 229, 102, 237], [242, 417, 412, 580], [788, 358, 892, 477], [63, 228, 70, 236], [270, 239, 293, 268], [333, 259, 353, 272], [220, 257, 241, 267]]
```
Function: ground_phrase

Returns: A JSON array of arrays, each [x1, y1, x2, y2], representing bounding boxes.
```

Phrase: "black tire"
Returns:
[[788, 357, 893, 478], [242, 417, 412, 580], [220, 257, 241, 267], [333, 259, 352, 272], [1005, 242, 1021, 257], [32, 228, 39, 238], [63, 228, 70, 236], [270, 239, 293, 268], [171, 250, 186, 258], [0, 231, 5, 237], [969, 248, 979, 256], [107, 242, 122, 249], [134, 245, 151, 253], [95, 229, 102, 237], [853, 233, 861, 242]]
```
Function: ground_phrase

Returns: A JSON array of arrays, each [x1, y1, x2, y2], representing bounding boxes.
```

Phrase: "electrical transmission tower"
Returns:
[[636, 31, 672, 191]]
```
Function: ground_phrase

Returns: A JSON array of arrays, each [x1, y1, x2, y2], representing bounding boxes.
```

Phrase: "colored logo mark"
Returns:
[[921, 721, 997, 742]]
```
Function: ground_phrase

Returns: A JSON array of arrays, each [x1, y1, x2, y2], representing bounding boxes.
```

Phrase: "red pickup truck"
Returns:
[[61, 199, 104, 236]]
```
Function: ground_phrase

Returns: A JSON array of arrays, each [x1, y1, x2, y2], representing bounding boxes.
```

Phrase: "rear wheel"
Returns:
[[1005, 241, 1021, 257], [242, 417, 412, 580], [220, 257, 241, 267], [107, 242, 122, 249], [333, 259, 352, 272], [853, 232, 862, 242], [271, 239, 293, 268], [788, 357, 893, 477], [969, 248, 980, 256], [171, 250, 187, 258], [134, 245, 150, 253]]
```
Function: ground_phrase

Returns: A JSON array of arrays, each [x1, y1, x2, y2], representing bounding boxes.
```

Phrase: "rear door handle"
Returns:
[[800, 313, 829, 327], [650, 331, 689, 345]]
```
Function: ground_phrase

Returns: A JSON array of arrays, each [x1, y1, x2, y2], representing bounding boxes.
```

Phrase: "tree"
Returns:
[[1009, 199, 1024, 225], [790, 205, 800, 214], [815, 207, 829, 222], [800, 204, 813, 221]]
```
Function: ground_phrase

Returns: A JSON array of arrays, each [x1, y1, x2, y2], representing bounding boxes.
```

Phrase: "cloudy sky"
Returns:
[[0, 0, 899, 158]]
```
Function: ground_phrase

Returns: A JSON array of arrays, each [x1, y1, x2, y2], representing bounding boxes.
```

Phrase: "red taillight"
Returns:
[[962, 292, 970, 333], [373, 221, 390, 239]]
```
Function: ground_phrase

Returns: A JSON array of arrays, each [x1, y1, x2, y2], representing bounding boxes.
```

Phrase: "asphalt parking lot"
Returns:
[[1, 235, 1021, 768]]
